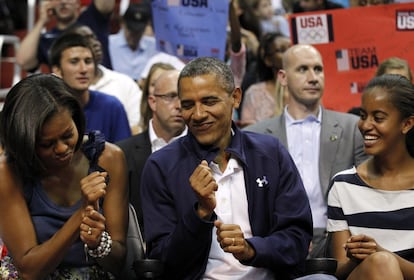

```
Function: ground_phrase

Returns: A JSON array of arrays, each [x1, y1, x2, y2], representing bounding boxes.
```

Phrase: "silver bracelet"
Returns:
[[84, 231, 112, 259]]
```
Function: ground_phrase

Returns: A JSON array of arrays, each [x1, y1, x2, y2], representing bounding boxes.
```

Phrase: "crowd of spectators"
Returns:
[[0, 0, 413, 279]]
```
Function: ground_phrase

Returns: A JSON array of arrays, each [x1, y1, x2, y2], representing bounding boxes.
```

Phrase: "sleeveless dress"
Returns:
[[0, 131, 114, 280]]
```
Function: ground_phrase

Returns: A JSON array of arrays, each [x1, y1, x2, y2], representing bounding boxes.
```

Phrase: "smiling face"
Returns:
[[358, 88, 409, 157], [179, 74, 241, 149], [36, 108, 79, 171]]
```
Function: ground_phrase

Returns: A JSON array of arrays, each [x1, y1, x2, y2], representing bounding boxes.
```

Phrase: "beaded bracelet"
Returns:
[[84, 231, 112, 260]]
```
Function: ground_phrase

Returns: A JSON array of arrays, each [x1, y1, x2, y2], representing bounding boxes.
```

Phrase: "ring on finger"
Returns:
[[232, 237, 235, 246], [87, 227, 92, 235]]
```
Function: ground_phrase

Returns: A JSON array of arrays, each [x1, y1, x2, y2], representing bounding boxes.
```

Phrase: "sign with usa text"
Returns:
[[289, 3, 414, 112], [151, 0, 228, 62]]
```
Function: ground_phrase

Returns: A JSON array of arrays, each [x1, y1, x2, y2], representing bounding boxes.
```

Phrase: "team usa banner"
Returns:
[[289, 3, 414, 112], [151, 1, 412, 112]]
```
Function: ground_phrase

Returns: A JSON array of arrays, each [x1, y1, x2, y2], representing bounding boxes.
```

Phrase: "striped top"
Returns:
[[327, 167, 414, 261]]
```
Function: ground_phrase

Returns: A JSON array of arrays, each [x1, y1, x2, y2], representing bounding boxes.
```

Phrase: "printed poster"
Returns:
[[289, 3, 414, 112], [151, 0, 229, 61]]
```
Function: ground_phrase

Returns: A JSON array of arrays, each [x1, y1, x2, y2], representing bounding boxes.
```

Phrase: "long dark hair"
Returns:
[[256, 32, 286, 82], [0, 73, 85, 183]]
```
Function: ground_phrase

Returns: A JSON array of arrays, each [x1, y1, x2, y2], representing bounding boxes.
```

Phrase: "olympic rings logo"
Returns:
[[299, 28, 327, 42]]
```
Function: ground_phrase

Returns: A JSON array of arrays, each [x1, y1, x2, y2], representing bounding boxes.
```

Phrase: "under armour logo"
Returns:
[[256, 176, 268, 187]]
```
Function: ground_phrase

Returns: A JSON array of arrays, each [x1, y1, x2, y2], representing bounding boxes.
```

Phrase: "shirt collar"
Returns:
[[182, 122, 247, 166], [149, 119, 188, 150], [117, 30, 151, 52], [148, 119, 159, 145], [284, 105, 322, 126]]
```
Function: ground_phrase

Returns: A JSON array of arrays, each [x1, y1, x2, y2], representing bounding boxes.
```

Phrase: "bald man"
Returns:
[[246, 44, 368, 257]]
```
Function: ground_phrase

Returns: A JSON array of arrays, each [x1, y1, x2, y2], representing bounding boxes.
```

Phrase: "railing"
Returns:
[[0, 35, 21, 99], [27, 0, 36, 31]]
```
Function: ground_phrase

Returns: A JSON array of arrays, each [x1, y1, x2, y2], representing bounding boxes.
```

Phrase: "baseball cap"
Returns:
[[123, 3, 151, 33]]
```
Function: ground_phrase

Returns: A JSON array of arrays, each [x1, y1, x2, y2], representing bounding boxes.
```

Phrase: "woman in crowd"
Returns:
[[251, 0, 290, 37], [0, 74, 128, 279], [327, 74, 414, 279], [240, 32, 291, 126]]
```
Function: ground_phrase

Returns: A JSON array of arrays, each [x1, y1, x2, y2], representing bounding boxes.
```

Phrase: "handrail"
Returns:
[[0, 35, 21, 99], [27, 0, 37, 31]]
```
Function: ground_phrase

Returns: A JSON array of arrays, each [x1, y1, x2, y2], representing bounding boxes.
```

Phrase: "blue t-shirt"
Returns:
[[84, 90, 131, 143], [37, 2, 112, 71]]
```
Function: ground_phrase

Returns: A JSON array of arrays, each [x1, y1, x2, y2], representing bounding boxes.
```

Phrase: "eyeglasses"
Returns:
[[153, 93, 179, 102]]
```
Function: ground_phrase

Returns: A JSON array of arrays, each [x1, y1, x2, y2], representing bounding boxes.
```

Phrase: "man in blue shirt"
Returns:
[[141, 57, 334, 279], [109, 2, 159, 81], [49, 32, 131, 143], [16, 0, 114, 72]]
